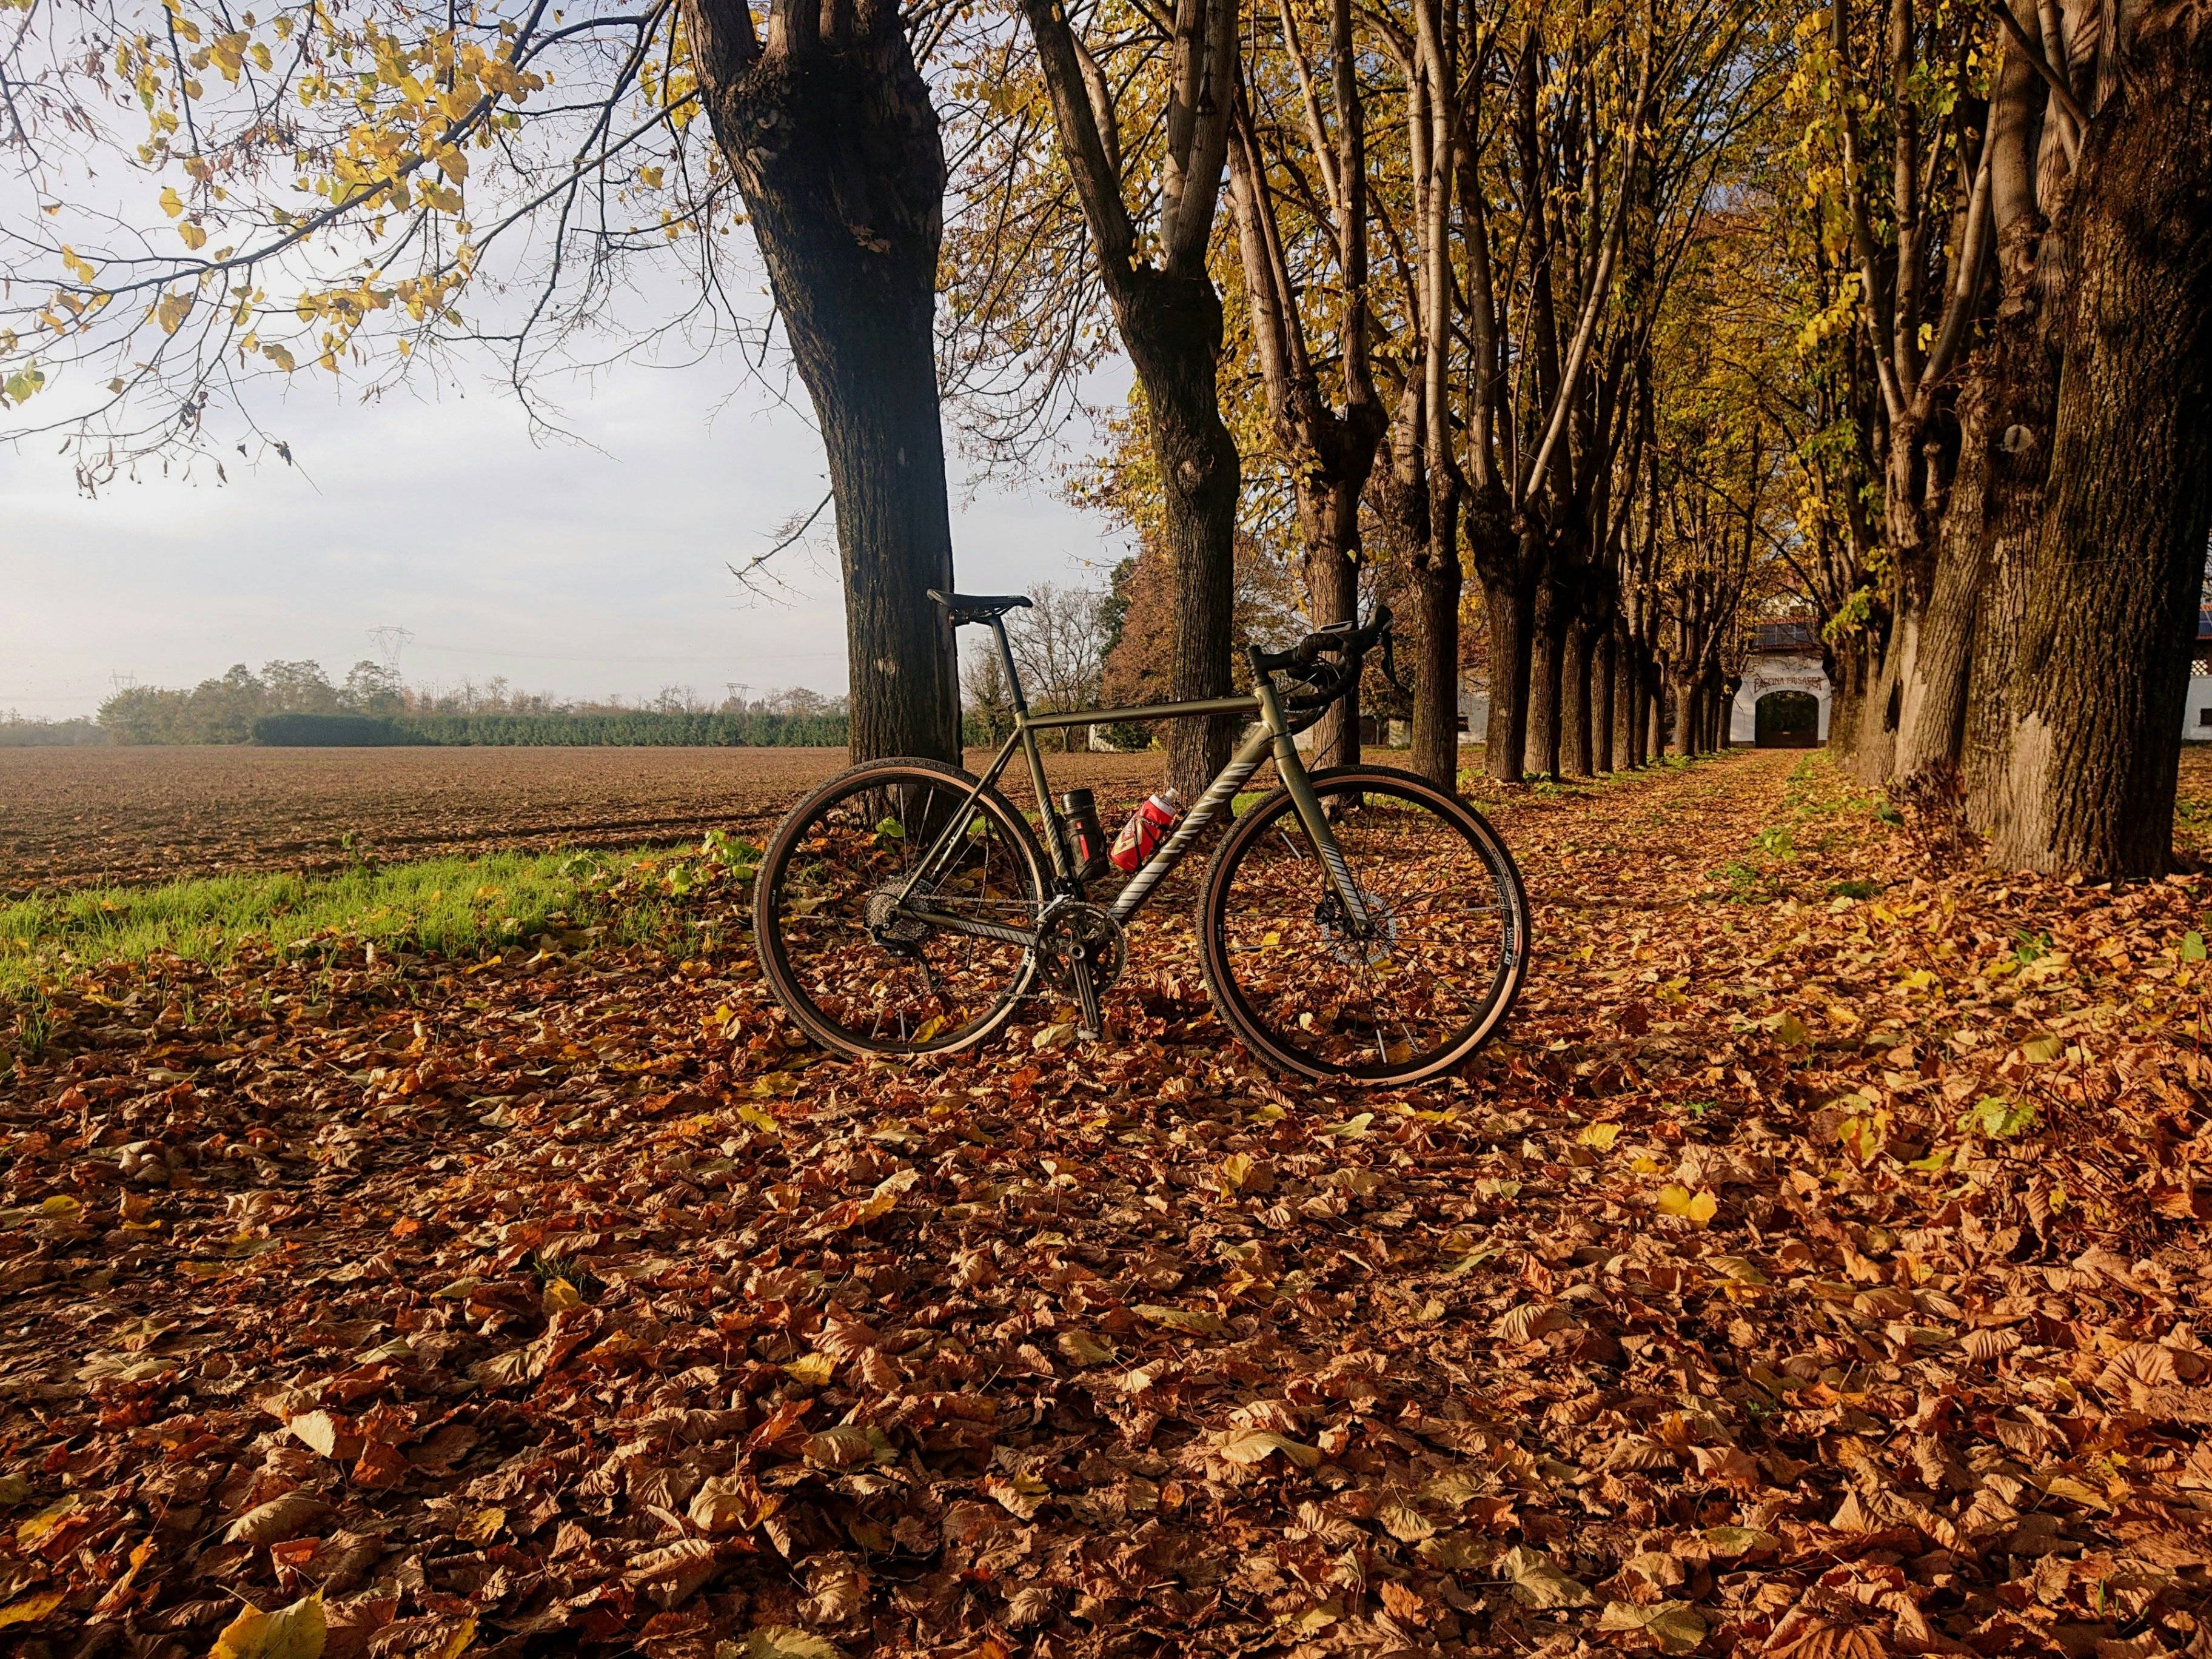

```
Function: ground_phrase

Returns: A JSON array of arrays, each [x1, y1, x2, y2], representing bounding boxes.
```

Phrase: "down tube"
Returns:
[[1108, 726, 1278, 923]]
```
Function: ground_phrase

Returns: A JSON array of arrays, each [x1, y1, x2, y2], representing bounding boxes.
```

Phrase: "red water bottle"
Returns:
[[1110, 789, 1185, 873]]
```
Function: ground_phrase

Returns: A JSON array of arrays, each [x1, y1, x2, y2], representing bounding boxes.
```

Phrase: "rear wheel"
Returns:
[[1197, 768, 1529, 1085], [754, 759, 1046, 1059]]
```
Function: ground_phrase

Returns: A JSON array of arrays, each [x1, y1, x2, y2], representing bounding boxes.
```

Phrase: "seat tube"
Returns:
[[998, 617, 1074, 880]]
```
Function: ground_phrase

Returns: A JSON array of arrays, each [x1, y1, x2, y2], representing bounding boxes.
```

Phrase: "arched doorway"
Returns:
[[1755, 690, 1820, 748]]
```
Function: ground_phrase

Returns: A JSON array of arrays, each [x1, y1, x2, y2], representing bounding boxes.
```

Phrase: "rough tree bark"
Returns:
[[1562, 608, 1598, 776], [683, 0, 960, 762], [1893, 13, 2044, 780], [1982, 10, 2212, 876], [1593, 628, 1617, 773]]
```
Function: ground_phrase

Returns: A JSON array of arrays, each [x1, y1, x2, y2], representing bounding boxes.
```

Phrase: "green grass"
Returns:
[[0, 846, 729, 996]]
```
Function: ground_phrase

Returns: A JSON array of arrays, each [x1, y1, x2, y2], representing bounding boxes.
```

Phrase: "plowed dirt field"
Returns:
[[0, 745, 1174, 896]]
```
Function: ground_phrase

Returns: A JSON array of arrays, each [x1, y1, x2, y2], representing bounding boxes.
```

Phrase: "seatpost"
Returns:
[[992, 618, 1028, 719]]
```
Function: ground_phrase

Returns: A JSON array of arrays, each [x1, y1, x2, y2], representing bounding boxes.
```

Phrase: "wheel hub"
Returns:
[[865, 882, 933, 950], [1315, 887, 1397, 966]]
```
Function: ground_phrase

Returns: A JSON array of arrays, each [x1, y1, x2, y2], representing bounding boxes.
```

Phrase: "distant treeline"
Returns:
[[87, 659, 853, 746], [252, 711, 850, 746], [0, 714, 104, 748]]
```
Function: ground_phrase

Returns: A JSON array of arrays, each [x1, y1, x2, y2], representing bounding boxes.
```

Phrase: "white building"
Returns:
[[1729, 620, 1830, 746], [1727, 611, 2212, 748]]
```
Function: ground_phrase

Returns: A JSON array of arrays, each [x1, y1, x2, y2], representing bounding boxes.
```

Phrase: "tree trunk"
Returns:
[[1893, 33, 2044, 788], [1302, 483, 1364, 771], [1408, 491, 1464, 789], [1825, 638, 1866, 762], [1613, 632, 1640, 769], [1477, 558, 1535, 783], [683, 0, 960, 763], [1120, 270, 1243, 799], [1563, 616, 1597, 776], [1640, 659, 1663, 765], [1962, 420, 2051, 820], [1983, 17, 2212, 876], [1592, 629, 1616, 773], [1524, 581, 1566, 780], [1963, 266, 2065, 829]]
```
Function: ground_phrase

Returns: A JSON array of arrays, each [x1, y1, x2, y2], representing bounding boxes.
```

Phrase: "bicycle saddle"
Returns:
[[928, 590, 1033, 626]]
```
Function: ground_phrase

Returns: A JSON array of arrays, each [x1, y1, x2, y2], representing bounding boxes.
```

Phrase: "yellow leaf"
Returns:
[[0, 1590, 64, 1627], [1135, 1303, 1225, 1336], [742, 1630, 845, 1659], [1216, 1426, 1320, 1469], [1577, 1122, 1620, 1151], [782, 1352, 836, 1386], [1656, 1185, 1718, 1228], [155, 291, 193, 334], [159, 184, 185, 218], [1056, 1330, 1114, 1367], [15, 1496, 76, 1547], [210, 1591, 326, 1659], [286, 1410, 361, 1461], [458, 1506, 504, 1543], [1500, 1544, 1593, 1608], [541, 1277, 581, 1314], [61, 247, 97, 284], [179, 221, 208, 250], [1597, 1599, 1706, 1654]]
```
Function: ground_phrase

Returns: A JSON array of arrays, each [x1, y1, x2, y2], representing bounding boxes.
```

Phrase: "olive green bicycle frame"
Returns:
[[894, 622, 1372, 949]]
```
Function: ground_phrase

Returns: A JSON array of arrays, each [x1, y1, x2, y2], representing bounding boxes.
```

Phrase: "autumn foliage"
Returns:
[[4, 752, 2209, 1655]]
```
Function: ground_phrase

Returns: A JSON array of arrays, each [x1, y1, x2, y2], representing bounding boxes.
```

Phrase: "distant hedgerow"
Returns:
[[250, 711, 850, 748]]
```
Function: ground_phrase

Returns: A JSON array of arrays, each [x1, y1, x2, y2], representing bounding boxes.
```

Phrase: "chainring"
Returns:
[[1034, 902, 1127, 994]]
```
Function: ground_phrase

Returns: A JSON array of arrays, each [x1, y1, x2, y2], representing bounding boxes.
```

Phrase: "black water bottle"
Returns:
[[1061, 789, 1111, 882]]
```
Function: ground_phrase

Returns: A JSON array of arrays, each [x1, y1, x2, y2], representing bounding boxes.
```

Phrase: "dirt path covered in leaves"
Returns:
[[4, 751, 2211, 1659]]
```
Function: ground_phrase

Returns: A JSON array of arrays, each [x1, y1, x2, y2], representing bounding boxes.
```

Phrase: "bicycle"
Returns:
[[751, 591, 1530, 1086]]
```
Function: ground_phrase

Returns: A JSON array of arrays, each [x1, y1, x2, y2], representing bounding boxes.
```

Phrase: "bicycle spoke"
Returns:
[[1202, 776, 1524, 1082], [760, 766, 1042, 1058]]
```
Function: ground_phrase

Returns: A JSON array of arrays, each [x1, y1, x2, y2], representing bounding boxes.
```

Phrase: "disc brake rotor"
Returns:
[[1316, 886, 1398, 967]]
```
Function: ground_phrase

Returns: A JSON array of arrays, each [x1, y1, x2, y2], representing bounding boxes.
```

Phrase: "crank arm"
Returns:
[[1069, 957, 1104, 1041]]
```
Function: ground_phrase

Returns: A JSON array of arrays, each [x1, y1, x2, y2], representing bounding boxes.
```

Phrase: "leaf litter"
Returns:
[[2, 751, 2210, 1658]]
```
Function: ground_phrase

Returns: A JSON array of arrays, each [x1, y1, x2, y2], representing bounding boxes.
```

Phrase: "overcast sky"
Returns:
[[1, 346, 1130, 719]]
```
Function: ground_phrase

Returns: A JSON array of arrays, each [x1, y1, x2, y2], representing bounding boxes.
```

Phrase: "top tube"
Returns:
[[1019, 693, 1263, 732]]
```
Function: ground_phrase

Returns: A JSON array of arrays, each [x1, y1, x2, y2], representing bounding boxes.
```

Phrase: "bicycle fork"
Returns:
[[1259, 687, 1375, 934]]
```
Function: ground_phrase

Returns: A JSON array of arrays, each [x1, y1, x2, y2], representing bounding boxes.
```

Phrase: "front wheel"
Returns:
[[1196, 768, 1530, 1085]]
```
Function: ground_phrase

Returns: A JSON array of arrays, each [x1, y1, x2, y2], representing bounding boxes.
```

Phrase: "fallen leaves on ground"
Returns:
[[2, 751, 2210, 1658]]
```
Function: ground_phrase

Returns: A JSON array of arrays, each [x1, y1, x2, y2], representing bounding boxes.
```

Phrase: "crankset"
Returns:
[[1033, 900, 1125, 1037]]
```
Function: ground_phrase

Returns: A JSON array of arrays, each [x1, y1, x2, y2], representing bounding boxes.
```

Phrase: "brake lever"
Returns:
[[1379, 626, 1412, 698]]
